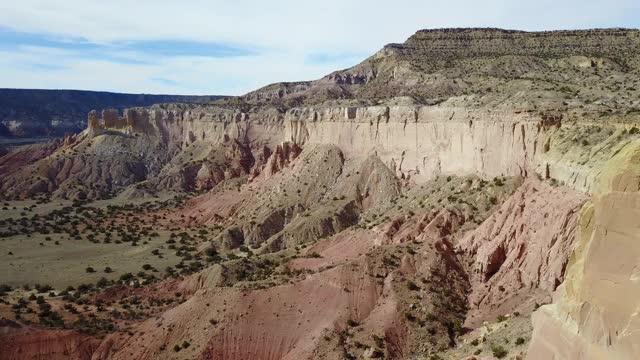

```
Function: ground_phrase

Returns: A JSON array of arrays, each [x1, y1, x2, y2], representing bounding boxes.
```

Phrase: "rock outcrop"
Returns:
[[0, 322, 100, 360], [527, 140, 640, 360], [458, 179, 588, 327]]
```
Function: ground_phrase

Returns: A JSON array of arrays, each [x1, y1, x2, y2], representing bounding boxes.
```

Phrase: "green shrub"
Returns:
[[97, 278, 109, 288], [491, 345, 508, 359], [119, 273, 134, 282], [406, 280, 420, 291]]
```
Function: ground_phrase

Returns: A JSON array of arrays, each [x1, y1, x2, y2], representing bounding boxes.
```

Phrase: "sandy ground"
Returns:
[[0, 231, 180, 288]]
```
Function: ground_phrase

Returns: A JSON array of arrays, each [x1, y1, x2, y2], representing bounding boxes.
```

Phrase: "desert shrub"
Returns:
[[404, 313, 417, 322], [119, 273, 134, 282], [0, 284, 11, 296], [35, 284, 53, 293], [205, 247, 218, 257], [406, 280, 420, 291], [372, 334, 385, 348], [491, 345, 508, 359], [86, 267, 96, 273], [346, 319, 359, 327], [96, 278, 109, 288], [515, 337, 525, 345], [451, 320, 463, 335]]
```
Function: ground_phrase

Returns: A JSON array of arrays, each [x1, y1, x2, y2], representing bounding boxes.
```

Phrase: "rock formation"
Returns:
[[527, 141, 640, 359], [458, 179, 588, 327]]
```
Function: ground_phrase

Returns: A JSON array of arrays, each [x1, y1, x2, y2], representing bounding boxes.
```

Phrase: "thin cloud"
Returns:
[[151, 77, 180, 86], [26, 63, 69, 72], [0, 1, 639, 95], [305, 52, 369, 66], [0, 27, 258, 61]]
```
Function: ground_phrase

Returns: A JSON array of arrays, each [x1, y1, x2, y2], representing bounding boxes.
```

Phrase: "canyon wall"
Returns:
[[286, 106, 547, 182], [92, 104, 638, 195], [527, 140, 640, 360], [283, 105, 635, 193], [86, 105, 285, 149]]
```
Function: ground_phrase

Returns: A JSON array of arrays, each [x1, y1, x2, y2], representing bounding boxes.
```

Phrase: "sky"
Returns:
[[0, 0, 639, 96]]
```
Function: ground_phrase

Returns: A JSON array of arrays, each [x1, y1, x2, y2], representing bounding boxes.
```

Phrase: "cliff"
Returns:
[[527, 141, 640, 359]]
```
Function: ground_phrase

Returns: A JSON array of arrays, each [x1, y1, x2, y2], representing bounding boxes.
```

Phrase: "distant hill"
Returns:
[[0, 89, 226, 137]]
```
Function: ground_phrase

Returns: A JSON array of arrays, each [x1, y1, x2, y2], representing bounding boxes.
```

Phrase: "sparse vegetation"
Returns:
[[491, 344, 508, 359]]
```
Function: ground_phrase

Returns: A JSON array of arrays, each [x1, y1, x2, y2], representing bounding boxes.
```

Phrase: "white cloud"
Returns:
[[0, 0, 638, 95]]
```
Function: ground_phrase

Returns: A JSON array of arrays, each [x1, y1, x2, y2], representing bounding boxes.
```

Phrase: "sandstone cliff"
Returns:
[[527, 140, 640, 359]]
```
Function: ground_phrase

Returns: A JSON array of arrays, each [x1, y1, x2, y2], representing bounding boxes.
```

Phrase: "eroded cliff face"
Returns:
[[527, 140, 640, 360], [86, 104, 284, 148], [284, 104, 640, 194], [458, 179, 588, 328], [0, 104, 287, 199], [4, 91, 638, 200], [285, 106, 549, 181], [0, 321, 100, 360]]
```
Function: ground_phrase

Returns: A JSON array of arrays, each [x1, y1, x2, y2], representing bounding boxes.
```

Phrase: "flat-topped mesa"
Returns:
[[394, 28, 640, 62]]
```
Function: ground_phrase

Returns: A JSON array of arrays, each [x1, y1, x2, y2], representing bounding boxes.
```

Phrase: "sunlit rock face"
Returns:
[[527, 141, 640, 360]]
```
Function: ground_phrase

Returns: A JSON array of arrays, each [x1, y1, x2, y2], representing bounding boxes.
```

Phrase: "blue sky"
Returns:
[[0, 0, 639, 95]]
